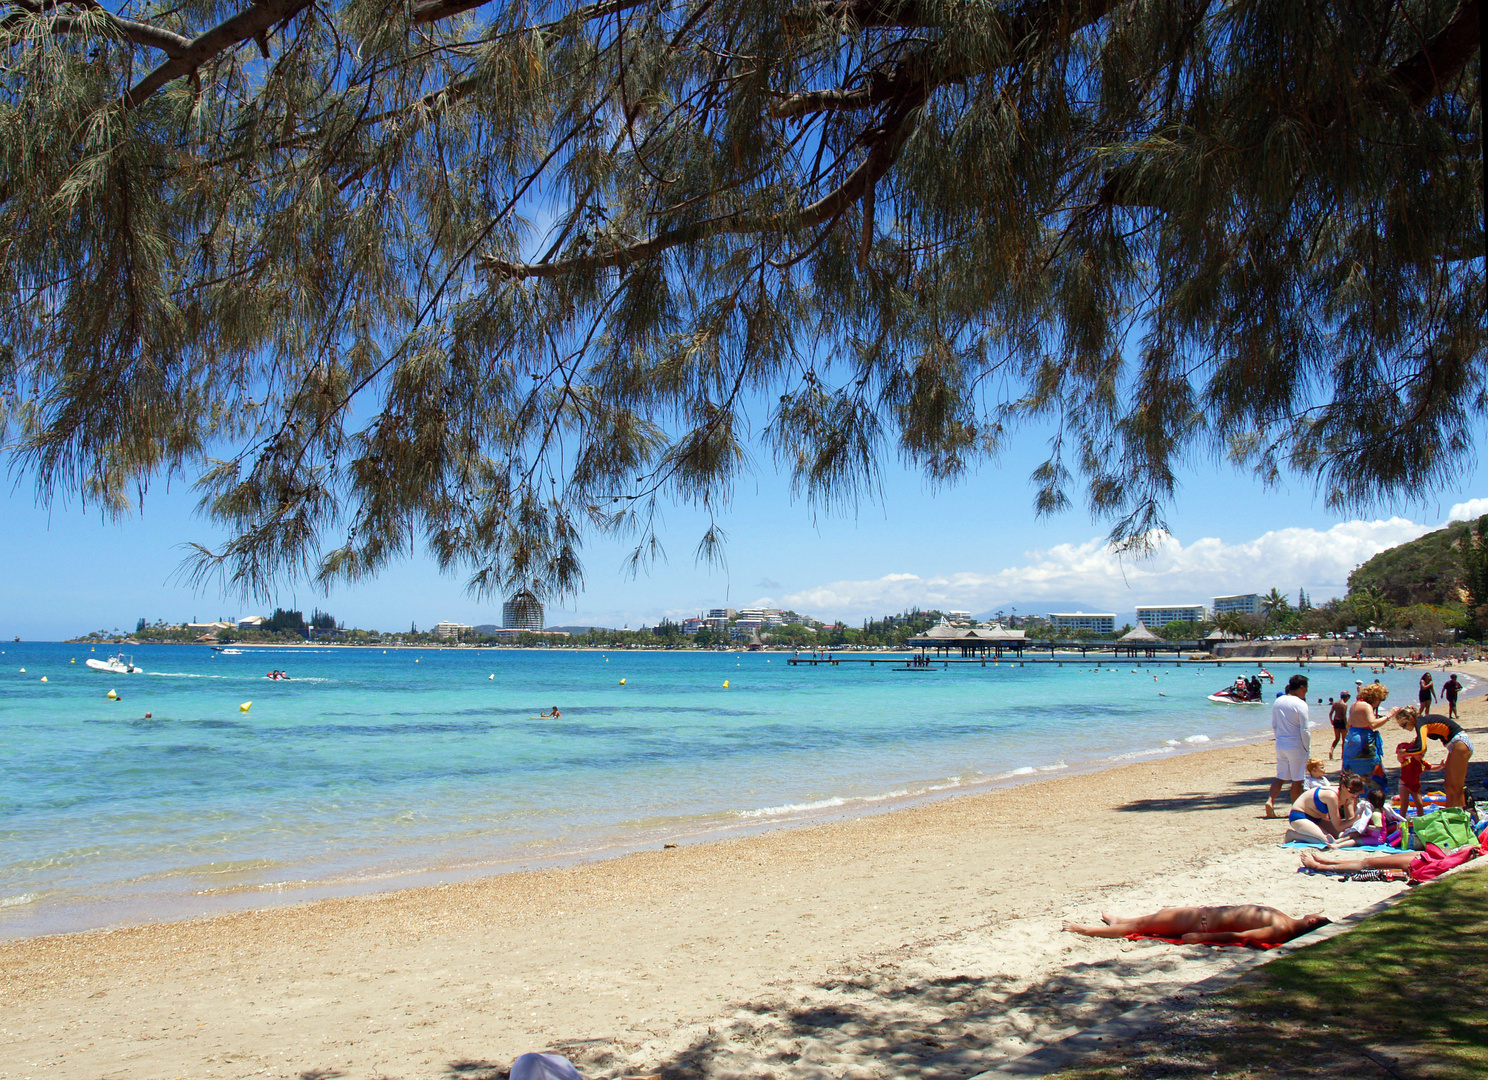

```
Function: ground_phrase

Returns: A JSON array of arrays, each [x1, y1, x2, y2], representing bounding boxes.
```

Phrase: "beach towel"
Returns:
[[1123, 932, 1283, 950], [1282, 841, 1402, 852], [1407, 842, 1481, 883]]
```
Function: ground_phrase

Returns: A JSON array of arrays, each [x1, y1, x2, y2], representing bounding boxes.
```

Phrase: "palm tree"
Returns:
[[1260, 588, 1290, 625], [1214, 612, 1245, 638], [1349, 586, 1390, 630]]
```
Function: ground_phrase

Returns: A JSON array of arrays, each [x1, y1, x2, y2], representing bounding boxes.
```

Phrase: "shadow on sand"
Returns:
[[414, 947, 1201, 1080]]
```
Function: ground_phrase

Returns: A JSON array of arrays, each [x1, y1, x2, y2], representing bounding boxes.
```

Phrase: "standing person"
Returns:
[[1418, 672, 1437, 715], [1442, 674, 1461, 719], [1265, 674, 1311, 818], [1394, 705, 1474, 809], [1327, 692, 1350, 759], [1342, 682, 1394, 790]]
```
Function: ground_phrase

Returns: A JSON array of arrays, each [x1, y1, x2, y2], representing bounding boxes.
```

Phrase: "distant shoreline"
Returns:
[[58, 637, 1484, 663]]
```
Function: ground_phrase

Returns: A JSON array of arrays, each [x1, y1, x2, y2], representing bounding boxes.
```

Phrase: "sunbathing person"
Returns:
[[1064, 905, 1329, 945], [1300, 844, 1482, 882]]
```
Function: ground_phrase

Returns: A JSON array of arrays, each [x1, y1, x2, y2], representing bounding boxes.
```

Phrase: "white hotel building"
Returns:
[[1135, 604, 1208, 628], [1212, 593, 1264, 617], [1047, 612, 1117, 635]]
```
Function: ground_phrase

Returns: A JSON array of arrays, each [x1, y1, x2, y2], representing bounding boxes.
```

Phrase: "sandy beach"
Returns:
[[5, 663, 1485, 1080]]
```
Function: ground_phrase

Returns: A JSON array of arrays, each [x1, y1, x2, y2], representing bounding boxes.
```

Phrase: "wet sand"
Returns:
[[4, 662, 1484, 1080]]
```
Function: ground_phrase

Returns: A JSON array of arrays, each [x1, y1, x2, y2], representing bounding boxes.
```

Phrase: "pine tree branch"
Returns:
[[770, 0, 1114, 118], [2, 0, 190, 53], [1390, 0, 1479, 107], [122, 0, 311, 108], [486, 1, 1114, 279], [481, 89, 925, 279], [409, 0, 644, 28]]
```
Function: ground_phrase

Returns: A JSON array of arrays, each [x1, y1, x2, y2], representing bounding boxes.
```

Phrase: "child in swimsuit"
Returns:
[[1395, 740, 1435, 818]]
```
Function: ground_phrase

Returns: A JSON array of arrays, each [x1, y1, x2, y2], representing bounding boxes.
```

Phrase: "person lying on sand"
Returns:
[[1063, 905, 1329, 945], [1299, 844, 1482, 882]]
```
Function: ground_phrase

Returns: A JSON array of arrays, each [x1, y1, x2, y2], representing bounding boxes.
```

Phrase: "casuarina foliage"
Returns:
[[1, 1, 1482, 600]]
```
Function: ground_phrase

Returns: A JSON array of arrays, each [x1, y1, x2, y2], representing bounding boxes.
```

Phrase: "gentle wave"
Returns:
[[1111, 746, 1177, 761], [735, 796, 848, 819]]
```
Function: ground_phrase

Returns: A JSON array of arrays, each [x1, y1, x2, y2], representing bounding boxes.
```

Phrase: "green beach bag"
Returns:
[[1410, 808, 1475, 849]]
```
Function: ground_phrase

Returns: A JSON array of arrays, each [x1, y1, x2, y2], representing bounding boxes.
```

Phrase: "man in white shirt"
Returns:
[[1264, 673, 1311, 818]]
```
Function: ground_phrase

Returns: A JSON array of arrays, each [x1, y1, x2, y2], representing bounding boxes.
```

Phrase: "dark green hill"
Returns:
[[1347, 516, 1485, 606]]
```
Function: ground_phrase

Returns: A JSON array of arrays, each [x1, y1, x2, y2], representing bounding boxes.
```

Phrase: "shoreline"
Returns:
[[1, 723, 1276, 943], [4, 661, 1482, 942], [6, 667, 1486, 1080], [58, 637, 1488, 662]]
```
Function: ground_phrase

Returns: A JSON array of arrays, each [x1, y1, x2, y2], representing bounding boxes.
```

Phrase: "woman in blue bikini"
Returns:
[[1283, 773, 1366, 846]]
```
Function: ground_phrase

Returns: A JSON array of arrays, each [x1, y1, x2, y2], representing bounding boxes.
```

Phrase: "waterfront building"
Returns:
[[1212, 593, 1263, 617], [682, 617, 705, 635], [1135, 604, 1207, 628], [502, 593, 545, 631], [946, 610, 973, 625], [432, 621, 473, 639], [1047, 612, 1117, 635], [237, 615, 267, 630]]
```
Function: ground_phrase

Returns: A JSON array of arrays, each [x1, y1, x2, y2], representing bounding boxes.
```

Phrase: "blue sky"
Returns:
[[3, 426, 1484, 639]]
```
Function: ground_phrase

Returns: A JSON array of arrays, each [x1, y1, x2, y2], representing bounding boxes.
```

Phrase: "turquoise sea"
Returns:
[[0, 642, 1456, 938]]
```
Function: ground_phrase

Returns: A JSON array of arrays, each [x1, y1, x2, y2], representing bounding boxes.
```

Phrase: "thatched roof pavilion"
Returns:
[[908, 623, 1027, 657]]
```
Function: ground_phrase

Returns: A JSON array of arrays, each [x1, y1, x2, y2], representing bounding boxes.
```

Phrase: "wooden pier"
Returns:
[[785, 653, 1365, 668]]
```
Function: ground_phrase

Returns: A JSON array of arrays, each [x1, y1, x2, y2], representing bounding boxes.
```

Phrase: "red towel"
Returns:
[[1407, 842, 1481, 882], [1123, 932, 1283, 949]]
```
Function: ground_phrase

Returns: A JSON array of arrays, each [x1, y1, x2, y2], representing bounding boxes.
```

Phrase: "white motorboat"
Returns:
[[85, 653, 142, 674], [217, 648, 244, 655]]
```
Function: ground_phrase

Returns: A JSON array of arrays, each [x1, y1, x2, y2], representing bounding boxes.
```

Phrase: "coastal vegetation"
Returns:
[[3, 1, 1480, 607]]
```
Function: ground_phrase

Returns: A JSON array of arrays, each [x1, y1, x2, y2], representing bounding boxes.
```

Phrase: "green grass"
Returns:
[[1044, 865, 1488, 1079]]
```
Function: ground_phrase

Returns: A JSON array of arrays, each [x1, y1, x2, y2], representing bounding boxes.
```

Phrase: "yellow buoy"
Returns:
[[619, 678, 626, 685], [239, 701, 252, 712], [70, 658, 75, 663], [39, 676, 47, 682], [488, 674, 495, 680], [18, 667, 25, 673], [723, 680, 729, 688], [106, 689, 118, 699]]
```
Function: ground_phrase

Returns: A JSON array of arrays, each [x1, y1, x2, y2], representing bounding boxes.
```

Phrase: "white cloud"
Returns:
[[1448, 497, 1488, 522], [776, 516, 1440, 621]]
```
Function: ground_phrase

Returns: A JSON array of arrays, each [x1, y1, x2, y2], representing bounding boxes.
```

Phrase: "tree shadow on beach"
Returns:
[[1112, 776, 1273, 815], [437, 946, 1209, 1080]]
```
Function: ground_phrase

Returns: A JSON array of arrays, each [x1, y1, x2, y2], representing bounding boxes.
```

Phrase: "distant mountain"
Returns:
[[1348, 516, 1486, 607]]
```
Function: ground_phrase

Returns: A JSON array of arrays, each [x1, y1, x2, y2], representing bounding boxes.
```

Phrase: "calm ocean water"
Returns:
[[0, 642, 1454, 937]]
